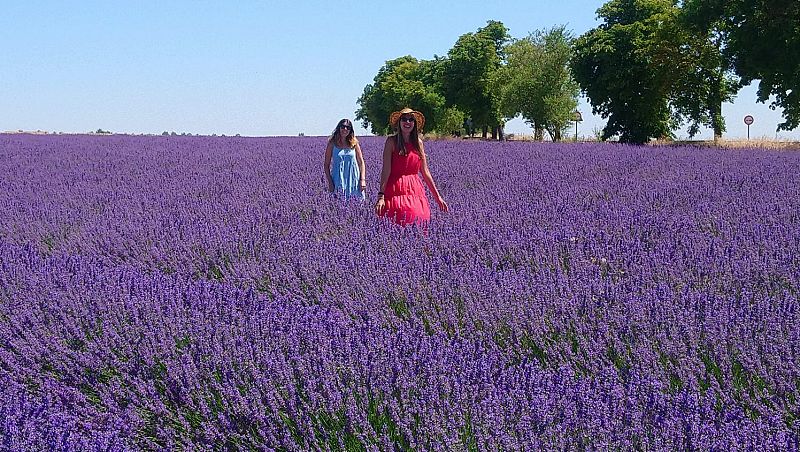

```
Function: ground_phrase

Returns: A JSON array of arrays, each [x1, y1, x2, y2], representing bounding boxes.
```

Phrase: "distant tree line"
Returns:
[[357, 21, 577, 142], [357, 0, 799, 144]]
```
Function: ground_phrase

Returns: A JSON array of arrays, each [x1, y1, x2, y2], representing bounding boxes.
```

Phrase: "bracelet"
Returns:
[[377, 191, 385, 197]]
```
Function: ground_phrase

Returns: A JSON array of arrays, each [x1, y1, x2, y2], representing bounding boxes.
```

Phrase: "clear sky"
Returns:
[[2, 0, 797, 140]]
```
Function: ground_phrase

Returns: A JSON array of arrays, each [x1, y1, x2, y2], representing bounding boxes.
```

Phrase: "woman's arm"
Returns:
[[323, 141, 334, 192], [355, 142, 366, 192], [374, 137, 394, 215], [419, 140, 448, 212]]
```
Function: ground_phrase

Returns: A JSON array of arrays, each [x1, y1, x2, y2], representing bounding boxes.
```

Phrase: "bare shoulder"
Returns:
[[383, 135, 396, 151]]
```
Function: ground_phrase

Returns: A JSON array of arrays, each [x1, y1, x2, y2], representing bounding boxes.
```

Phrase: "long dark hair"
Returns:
[[329, 118, 357, 148], [394, 118, 424, 160]]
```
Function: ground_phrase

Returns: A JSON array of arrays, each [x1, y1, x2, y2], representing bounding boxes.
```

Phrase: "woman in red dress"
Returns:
[[374, 108, 448, 225]]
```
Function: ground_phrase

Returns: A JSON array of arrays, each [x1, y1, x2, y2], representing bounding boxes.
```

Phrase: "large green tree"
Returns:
[[356, 56, 445, 135], [573, 0, 676, 143], [441, 20, 510, 139], [682, 0, 800, 131], [667, 6, 738, 140], [574, 0, 736, 143], [496, 26, 579, 141]]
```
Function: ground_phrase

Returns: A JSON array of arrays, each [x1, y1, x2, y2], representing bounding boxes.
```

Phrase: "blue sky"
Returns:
[[2, 0, 797, 140]]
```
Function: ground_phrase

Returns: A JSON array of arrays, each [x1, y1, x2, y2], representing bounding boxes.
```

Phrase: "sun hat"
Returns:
[[389, 107, 425, 132]]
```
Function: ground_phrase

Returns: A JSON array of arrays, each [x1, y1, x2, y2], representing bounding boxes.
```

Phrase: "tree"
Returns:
[[438, 107, 467, 137], [496, 26, 579, 141], [441, 20, 510, 139], [682, 0, 800, 131], [574, 0, 739, 143], [356, 56, 446, 135], [572, 0, 677, 143], [667, 6, 738, 140]]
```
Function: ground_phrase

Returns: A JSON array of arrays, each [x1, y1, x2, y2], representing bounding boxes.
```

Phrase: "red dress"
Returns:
[[382, 142, 431, 225]]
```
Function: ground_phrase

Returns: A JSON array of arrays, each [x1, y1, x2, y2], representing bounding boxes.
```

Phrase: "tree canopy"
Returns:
[[572, 0, 676, 143], [496, 26, 579, 141], [355, 56, 445, 135], [669, 6, 737, 140], [682, 0, 800, 131], [441, 21, 510, 138], [356, 7, 797, 143], [573, 0, 740, 143]]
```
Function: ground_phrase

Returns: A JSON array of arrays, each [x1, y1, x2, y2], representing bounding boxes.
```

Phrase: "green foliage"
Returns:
[[667, 6, 738, 139], [357, 5, 797, 143], [573, 0, 739, 143], [572, 0, 677, 143], [437, 106, 466, 136], [441, 20, 510, 138], [496, 25, 579, 141], [355, 56, 446, 135], [387, 289, 410, 321], [682, 0, 800, 131], [41, 234, 56, 253], [459, 411, 480, 452], [366, 393, 412, 450]]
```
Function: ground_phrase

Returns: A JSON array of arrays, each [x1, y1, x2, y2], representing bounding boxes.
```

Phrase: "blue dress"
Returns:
[[330, 144, 364, 200]]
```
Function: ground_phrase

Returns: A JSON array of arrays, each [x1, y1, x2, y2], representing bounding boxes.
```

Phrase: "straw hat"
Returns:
[[389, 107, 425, 132]]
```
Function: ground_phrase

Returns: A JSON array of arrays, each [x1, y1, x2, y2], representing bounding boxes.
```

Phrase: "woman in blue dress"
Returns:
[[324, 118, 366, 199]]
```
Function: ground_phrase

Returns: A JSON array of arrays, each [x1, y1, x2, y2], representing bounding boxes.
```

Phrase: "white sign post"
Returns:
[[573, 111, 583, 142], [744, 115, 754, 140]]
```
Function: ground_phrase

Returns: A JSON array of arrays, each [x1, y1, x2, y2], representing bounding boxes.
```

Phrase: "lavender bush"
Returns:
[[0, 134, 798, 450]]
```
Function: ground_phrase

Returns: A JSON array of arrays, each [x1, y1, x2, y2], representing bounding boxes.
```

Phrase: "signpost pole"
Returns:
[[744, 115, 754, 141], [573, 111, 582, 142]]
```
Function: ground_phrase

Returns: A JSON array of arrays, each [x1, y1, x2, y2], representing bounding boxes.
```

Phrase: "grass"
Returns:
[[663, 137, 800, 150]]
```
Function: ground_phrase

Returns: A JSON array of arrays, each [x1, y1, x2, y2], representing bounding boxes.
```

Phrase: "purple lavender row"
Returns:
[[0, 239, 794, 449], [1, 134, 799, 448]]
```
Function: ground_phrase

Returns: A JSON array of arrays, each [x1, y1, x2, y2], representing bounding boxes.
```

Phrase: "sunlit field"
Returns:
[[1, 134, 798, 449]]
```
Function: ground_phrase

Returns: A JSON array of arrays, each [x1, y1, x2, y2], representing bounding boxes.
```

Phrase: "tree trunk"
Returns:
[[534, 126, 544, 142], [710, 36, 724, 143], [711, 75, 723, 143]]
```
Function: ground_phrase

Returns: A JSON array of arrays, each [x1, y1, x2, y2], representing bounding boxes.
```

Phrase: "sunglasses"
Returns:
[[339, 124, 351, 130], [400, 116, 415, 123]]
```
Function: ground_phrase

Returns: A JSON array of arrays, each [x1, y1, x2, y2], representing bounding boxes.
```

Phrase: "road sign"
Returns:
[[744, 115, 754, 140]]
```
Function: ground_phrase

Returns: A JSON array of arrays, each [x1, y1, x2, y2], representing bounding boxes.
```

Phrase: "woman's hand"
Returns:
[[374, 197, 385, 215], [436, 196, 449, 212]]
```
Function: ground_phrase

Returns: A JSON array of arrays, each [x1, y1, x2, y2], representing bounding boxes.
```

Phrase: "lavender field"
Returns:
[[1, 134, 798, 450]]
